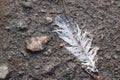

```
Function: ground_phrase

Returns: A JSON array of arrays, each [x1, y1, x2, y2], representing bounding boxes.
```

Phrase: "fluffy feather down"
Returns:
[[54, 14, 99, 73]]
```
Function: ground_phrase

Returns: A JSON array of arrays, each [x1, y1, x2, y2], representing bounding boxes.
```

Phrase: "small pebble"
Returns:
[[0, 64, 9, 79], [22, 1, 33, 8], [59, 43, 65, 47], [5, 26, 10, 30], [44, 49, 52, 55], [113, 55, 118, 59], [40, 9, 46, 13], [18, 70, 25, 75], [97, 26, 105, 30], [26, 36, 49, 52], [46, 16, 53, 23], [104, 53, 111, 59], [32, 0, 38, 3], [17, 20, 27, 29]]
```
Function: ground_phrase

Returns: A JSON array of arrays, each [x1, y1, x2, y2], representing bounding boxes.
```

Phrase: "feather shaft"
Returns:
[[54, 14, 99, 75]]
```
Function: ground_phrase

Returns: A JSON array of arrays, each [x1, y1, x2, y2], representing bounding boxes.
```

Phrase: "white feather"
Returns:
[[54, 14, 99, 73]]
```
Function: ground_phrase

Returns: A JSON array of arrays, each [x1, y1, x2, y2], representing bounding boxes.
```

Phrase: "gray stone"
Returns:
[[0, 64, 9, 79]]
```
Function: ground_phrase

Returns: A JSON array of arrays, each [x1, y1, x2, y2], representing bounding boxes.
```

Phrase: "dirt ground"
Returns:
[[0, 0, 120, 80]]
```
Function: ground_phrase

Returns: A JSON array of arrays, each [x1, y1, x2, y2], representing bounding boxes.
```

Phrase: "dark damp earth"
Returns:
[[0, 0, 120, 80]]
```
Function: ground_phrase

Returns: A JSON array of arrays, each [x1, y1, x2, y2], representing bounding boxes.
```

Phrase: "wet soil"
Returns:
[[0, 0, 120, 80]]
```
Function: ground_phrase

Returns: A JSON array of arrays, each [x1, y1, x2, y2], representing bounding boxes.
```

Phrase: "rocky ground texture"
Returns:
[[0, 0, 120, 80]]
